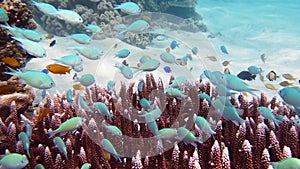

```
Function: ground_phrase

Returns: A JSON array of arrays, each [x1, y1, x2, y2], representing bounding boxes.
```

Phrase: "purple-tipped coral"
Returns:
[[0, 73, 300, 168]]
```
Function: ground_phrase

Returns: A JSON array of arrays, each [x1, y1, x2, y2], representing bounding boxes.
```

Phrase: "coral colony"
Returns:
[[0, 73, 299, 169]]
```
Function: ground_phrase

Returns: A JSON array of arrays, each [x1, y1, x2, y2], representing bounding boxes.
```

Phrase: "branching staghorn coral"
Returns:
[[0, 73, 300, 168]]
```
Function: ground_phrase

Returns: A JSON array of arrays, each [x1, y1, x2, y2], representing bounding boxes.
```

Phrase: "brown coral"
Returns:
[[0, 74, 300, 169]]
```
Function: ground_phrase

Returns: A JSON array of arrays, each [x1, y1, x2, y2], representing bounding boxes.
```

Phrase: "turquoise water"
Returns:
[[196, 0, 300, 97]]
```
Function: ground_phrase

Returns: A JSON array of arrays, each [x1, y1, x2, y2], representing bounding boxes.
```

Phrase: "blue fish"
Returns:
[[74, 73, 95, 87], [163, 66, 171, 73], [84, 24, 102, 33], [115, 63, 133, 79], [18, 132, 31, 158], [170, 40, 179, 50], [220, 45, 228, 54], [114, 2, 141, 15], [5, 67, 55, 89], [53, 137, 68, 160], [192, 47, 198, 55], [31, 0, 57, 16], [138, 80, 143, 92], [0, 7, 8, 22], [0, 153, 28, 169], [100, 138, 122, 163], [119, 20, 149, 35], [66, 89, 73, 103], [107, 80, 115, 92], [67, 33, 92, 44], [94, 102, 112, 121], [248, 65, 262, 75], [114, 49, 130, 58]]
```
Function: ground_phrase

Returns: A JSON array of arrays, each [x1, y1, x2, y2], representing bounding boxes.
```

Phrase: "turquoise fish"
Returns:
[[70, 46, 103, 60], [0, 7, 8, 22], [115, 49, 130, 58], [115, 63, 133, 79], [139, 108, 162, 123], [107, 80, 115, 92], [119, 20, 149, 35], [257, 106, 280, 126], [5, 68, 55, 89], [25, 121, 32, 140], [84, 24, 102, 33], [221, 74, 258, 95], [198, 93, 211, 103], [134, 59, 160, 72], [0, 153, 28, 169], [177, 127, 202, 147], [54, 54, 83, 67], [248, 65, 262, 75], [53, 137, 68, 160], [81, 163, 92, 169], [114, 2, 141, 15], [279, 87, 300, 107], [102, 121, 122, 136], [215, 84, 237, 96], [212, 99, 245, 126], [158, 128, 178, 140], [164, 87, 187, 99], [170, 40, 179, 50], [170, 76, 188, 88], [203, 70, 224, 85], [74, 73, 95, 87], [220, 45, 228, 54], [100, 138, 122, 163], [18, 132, 31, 158], [94, 102, 112, 121], [271, 158, 300, 169], [48, 117, 86, 138], [79, 96, 92, 112], [20, 28, 43, 42], [53, 9, 83, 24], [160, 52, 177, 64], [34, 164, 45, 169], [67, 34, 92, 44], [140, 98, 151, 110], [194, 115, 216, 136], [31, 0, 57, 16], [12, 37, 46, 57]]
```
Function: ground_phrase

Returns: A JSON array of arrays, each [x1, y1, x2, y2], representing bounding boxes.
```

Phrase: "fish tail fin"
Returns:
[[67, 68, 71, 74], [239, 118, 246, 125], [47, 129, 56, 138], [196, 137, 203, 144], [67, 47, 76, 50], [158, 139, 163, 149], [274, 119, 281, 127], [113, 4, 120, 9], [181, 94, 188, 99], [4, 67, 21, 77], [270, 162, 278, 169], [31, 0, 37, 4]]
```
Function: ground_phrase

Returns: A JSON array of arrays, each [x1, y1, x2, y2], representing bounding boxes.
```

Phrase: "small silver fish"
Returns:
[[206, 56, 218, 62], [260, 53, 267, 63], [282, 73, 298, 81], [54, 9, 83, 24]]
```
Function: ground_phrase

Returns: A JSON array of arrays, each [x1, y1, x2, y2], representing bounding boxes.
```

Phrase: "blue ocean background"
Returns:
[[196, 0, 300, 97]]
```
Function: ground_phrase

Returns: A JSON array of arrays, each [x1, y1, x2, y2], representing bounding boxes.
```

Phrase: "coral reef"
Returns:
[[27, 0, 122, 36], [0, 76, 35, 120], [0, 0, 37, 81], [0, 73, 299, 168]]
